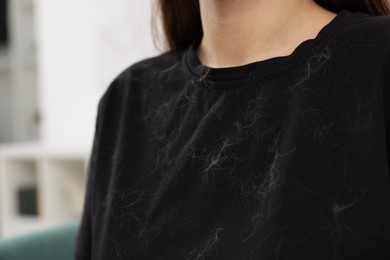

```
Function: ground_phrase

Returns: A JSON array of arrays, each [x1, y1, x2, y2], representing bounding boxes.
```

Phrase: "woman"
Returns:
[[75, 0, 390, 259]]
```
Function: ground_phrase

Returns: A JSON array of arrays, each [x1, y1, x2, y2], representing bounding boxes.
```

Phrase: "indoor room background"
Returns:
[[0, 0, 159, 239]]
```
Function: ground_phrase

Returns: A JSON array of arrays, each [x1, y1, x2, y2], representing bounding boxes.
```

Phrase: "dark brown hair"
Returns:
[[152, 0, 390, 52]]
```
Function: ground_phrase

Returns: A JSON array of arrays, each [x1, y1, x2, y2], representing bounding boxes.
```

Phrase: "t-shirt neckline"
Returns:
[[184, 9, 352, 88]]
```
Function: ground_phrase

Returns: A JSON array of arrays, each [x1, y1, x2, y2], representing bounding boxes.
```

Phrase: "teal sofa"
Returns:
[[0, 221, 80, 260]]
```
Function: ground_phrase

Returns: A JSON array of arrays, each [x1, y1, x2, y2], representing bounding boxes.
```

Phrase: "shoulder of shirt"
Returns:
[[339, 11, 390, 46], [100, 48, 185, 99], [354, 12, 390, 67], [350, 12, 390, 124]]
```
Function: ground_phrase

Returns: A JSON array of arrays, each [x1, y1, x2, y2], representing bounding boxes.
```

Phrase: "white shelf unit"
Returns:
[[0, 142, 90, 239]]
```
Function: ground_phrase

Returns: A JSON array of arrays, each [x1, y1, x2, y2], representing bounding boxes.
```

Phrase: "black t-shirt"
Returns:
[[74, 9, 390, 259]]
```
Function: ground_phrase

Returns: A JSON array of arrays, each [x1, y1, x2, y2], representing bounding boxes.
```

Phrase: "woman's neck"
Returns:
[[197, 0, 337, 68]]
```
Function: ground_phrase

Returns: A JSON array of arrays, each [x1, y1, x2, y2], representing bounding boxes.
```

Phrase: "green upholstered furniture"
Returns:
[[0, 221, 80, 260]]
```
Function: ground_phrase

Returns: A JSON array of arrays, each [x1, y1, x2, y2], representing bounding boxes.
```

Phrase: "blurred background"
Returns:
[[0, 0, 159, 239]]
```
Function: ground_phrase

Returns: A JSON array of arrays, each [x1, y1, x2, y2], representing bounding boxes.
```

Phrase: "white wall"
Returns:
[[35, 0, 159, 148]]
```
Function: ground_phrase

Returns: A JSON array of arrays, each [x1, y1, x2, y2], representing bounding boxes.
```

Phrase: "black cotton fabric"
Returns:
[[74, 9, 390, 260]]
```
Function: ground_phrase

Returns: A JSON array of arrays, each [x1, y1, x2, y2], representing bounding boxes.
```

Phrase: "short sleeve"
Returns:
[[73, 89, 109, 260], [384, 45, 390, 175]]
